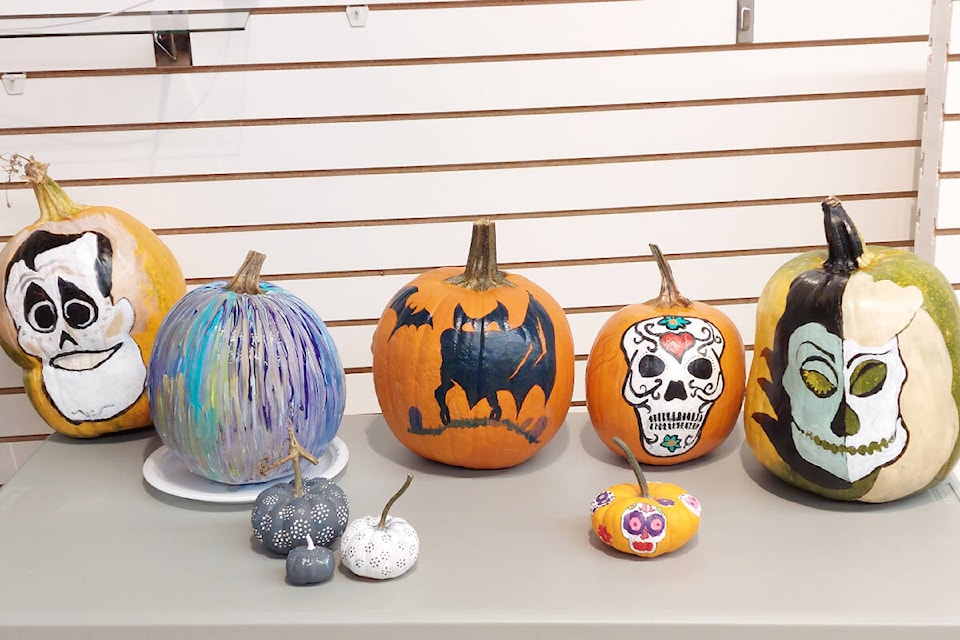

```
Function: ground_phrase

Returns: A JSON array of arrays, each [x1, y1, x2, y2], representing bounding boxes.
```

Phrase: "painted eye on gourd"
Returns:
[[638, 354, 665, 377], [24, 283, 57, 333], [688, 357, 713, 379], [849, 359, 887, 398], [800, 365, 837, 398], [57, 280, 98, 330]]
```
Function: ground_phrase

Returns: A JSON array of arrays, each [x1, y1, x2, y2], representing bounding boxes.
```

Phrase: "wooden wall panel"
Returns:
[[0, 0, 933, 484]]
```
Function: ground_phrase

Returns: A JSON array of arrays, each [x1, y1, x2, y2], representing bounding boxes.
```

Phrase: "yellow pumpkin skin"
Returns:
[[586, 246, 745, 465], [590, 439, 701, 558], [372, 221, 575, 469], [0, 161, 186, 437], [744, 199, 960, 502]]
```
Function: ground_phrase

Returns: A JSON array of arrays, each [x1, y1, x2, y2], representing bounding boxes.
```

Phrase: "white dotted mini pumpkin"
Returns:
[[340, 475, 419, 580]]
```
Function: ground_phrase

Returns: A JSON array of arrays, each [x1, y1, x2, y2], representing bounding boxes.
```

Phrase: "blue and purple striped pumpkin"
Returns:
[[147, 251, 345, 484]]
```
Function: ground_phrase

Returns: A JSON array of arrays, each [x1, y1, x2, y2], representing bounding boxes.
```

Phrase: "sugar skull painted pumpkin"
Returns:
[[148, 251, 345, 484], [591, 437, 702, 558], [371, 219, 575, 469], [586, 245, 745, 465], [744, 198, 960, 502], [0, 156, 185, 437]]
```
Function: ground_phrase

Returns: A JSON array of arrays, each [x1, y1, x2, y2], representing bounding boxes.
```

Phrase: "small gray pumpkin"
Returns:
[[285, 535, 336, 585], [251, 427, 349, 555]]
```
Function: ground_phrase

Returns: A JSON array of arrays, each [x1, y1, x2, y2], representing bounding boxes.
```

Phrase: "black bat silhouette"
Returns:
[[434, 294, 557, 424], [388, 285, 433, 338]]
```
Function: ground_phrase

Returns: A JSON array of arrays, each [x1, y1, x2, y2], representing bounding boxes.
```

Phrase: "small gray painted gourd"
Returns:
[[285, 535, 336, 585], [251, 427, 349, 555]]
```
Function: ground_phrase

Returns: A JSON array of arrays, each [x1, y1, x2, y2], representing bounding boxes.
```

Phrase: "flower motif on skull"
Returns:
[[591, 490, 616, 513]]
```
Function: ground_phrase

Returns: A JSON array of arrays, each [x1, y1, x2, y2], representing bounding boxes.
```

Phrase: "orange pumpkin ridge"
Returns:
[[372, 219, 575, 469], [586, 244, 745, 465]]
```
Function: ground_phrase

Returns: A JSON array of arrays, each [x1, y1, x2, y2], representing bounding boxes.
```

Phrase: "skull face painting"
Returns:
[[4, 231, 146, 423], [621, 316, 725, 457]]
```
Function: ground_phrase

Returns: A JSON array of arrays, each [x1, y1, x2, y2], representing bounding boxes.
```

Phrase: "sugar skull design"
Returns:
[[620, 502, 666, 555], [621, 316, 725, 457], [4, 231, 146, 423]]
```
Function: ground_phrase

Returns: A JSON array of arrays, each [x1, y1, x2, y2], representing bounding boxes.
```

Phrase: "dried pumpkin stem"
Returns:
[[821, 196, 864, 275], [378, 474, 413, 529], [226, 250, 267, 295], [12, 156, 84, 221], [445, 219, 513, 291], [612, 437, 649, 498], [646, 244, 693, 308], [259, 425, 319, 498]]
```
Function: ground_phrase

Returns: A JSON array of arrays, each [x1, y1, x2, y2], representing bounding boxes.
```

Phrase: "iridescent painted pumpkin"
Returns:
[[0, 156, 185, 437], [745, 198, 960, 502], [591, 437, 702, 558], [586, 244, 745, 465], [147, 251, 345, 484], [371, 219, 575, 469]]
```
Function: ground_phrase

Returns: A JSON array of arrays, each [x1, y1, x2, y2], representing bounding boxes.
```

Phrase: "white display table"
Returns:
[[1, 412, 959, 639]]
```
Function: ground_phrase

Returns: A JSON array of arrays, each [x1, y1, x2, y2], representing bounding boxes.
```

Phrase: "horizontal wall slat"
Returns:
[[0, 95, 922, 182], [190, 0, 731, 67], [937, 177, 960, 229], [0, 34, 155, 72], [0, 42, 929, 129], [753, 0, 930, 43], [0, 148, 922, 235], [148, 199, 914, 281], [934, 234, 960, 281]]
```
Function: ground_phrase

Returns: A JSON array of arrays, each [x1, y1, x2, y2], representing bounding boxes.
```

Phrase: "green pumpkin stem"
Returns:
[[445, 219, 513, 291], [378, 474, 414, 529], [226, 250, 267, 295], [612, 437, 649, 498], [14, 156, 84, 222], [258, 425, 319, 498], [646, 244, 693, 308], [821, 196, 864, 275]]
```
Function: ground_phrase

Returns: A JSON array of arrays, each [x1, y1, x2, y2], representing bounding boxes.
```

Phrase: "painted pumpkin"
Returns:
[[591, 437, 702, 558], [147, 251, 345, 484], [585, 244, 745, 465], [251, 427, 350, 555], [0, 156, 185, 438], [371, 219, 575, 469], [340, 475, 419, 580], [744, 197, 960, 503]]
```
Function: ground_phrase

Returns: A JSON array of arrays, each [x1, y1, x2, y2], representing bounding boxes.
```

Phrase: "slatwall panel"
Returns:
[[0, 0, 933, 482], [937, 0, 960, 287]]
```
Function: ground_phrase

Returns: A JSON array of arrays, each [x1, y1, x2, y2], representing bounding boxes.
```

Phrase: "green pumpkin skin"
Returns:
[[744, 199, 960, 503]]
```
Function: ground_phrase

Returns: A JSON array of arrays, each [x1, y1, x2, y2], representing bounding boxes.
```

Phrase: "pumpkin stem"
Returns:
[[6, 155, 84, 221], [226, 250, 267, 295], [445, 219, 513, 291], [612, 437, 649, 498], [645, 244, 693, 308], [821, 196, 863, 275], [304, 534, 315, 551], [378, 474, 413, 529], [258, 425, 320, 498]]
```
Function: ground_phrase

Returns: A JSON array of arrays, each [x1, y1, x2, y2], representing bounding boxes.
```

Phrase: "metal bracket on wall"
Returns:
[[1, 72, 25, 96], [346, 6, 369, 28], [737, 0, 755, 44]]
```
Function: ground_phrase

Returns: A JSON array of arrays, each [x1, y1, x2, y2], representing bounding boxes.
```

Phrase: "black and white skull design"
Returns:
[[4, 231, 146, 423], [621, 316, 725, 457]]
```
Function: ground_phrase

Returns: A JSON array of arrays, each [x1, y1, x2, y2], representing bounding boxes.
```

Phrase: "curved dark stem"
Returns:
[[612, 437, 649, 498], [821, 196, 863, 275], [378, 474, 413, 529]]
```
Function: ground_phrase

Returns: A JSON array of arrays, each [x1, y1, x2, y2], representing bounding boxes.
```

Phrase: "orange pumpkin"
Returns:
[[0, 157, 186, 438], [371, 219, 575, 469], [585, 244, 745, 465]]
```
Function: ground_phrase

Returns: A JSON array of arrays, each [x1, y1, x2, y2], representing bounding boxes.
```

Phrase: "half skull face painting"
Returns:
[[621, 315, 725, 457], [755, 268, 956, 493], [4, 231, 146, 423]]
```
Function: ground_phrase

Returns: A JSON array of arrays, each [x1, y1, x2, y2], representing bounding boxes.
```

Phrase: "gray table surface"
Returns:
[[1, 411, 959, 640]]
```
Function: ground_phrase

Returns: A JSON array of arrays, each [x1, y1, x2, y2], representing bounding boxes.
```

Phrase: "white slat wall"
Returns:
[[0, 0, 934, 482]]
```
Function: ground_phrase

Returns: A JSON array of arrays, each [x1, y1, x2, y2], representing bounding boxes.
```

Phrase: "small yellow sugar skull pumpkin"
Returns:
[[590, 437, 702, 558]]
